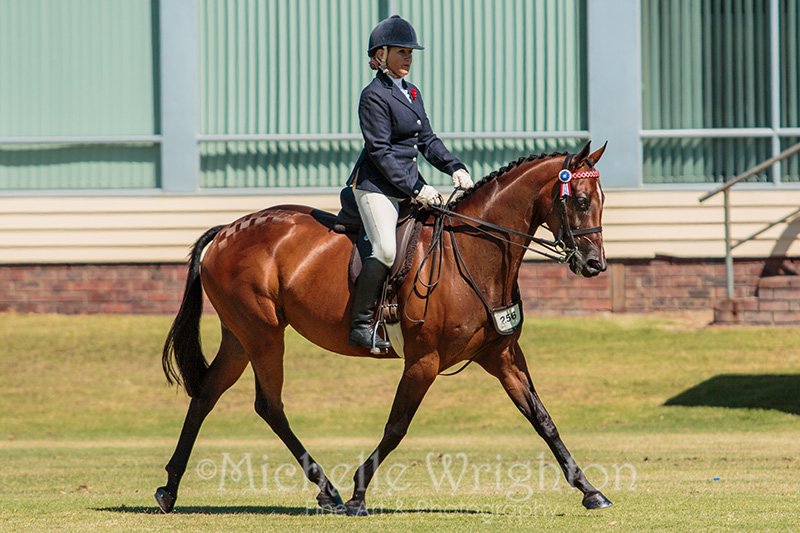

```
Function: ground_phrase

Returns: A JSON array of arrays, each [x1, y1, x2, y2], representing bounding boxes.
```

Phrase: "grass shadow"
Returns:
[[96, 505, 316, 516], [96, 504, 493, 517], [664, 374, 800, 415]]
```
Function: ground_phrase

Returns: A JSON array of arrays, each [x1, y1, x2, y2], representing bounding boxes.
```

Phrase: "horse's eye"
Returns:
[[575, 196, 590, 212]]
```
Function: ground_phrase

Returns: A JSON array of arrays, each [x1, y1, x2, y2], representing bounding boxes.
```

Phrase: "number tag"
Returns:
[[491, 301, 523, 335]]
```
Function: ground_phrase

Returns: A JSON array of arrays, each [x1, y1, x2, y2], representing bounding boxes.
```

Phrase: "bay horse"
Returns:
[[156, 141, 611, 516]]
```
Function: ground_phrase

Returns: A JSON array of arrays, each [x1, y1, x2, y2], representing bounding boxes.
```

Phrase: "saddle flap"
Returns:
[[348, 211, 422, 286]]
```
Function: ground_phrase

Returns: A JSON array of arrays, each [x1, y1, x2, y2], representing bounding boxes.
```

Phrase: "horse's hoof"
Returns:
[[582, 491, 613, 510], [155, 487, 176, 514], [317, 489, 345, 512], [344, 499, 369, 517]]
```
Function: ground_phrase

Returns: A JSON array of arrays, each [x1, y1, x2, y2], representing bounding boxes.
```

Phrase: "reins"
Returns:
[[430, 204, 573, 263], [401, 204, 447, 325]]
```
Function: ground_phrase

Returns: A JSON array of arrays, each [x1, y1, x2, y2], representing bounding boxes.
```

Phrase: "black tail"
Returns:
[[162, 225, 224, 398]]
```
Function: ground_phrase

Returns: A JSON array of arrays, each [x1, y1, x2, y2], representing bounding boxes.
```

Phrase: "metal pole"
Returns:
[[770, 0, 781, 184], [723, 188, 734, 299]]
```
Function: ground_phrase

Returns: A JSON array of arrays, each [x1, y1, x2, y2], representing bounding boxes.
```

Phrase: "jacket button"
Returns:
[[413, 144, 418, 150], [416, 119, 421, 125], [414, 132, 418, 137], [412, 157, 417, 162]]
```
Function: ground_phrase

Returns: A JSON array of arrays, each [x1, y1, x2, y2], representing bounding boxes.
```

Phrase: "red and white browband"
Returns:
[[557, 168, 600, 197], [571, 170, 600, 180]]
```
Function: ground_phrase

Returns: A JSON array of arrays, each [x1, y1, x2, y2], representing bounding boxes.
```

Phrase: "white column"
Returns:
[[587, 0, 642, 188], [159, 0, 199, 193]]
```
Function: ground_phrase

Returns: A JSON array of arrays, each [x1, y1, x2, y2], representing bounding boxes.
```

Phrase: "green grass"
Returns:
[[1, 313, 800, 531]]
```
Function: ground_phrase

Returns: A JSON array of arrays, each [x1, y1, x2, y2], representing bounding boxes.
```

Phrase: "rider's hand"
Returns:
[[416, 185, 443, 207], [451, 169, 474, 190]]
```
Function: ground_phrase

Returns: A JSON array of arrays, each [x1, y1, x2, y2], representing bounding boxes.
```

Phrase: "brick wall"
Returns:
[[714, 275, 800, 325], [520, 258, 772, 316], [0, 258, 792, 316], [0, 264, 190, 314]]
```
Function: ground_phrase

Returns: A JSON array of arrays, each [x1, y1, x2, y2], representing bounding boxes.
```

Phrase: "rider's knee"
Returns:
[[371, 245, 395, 269]]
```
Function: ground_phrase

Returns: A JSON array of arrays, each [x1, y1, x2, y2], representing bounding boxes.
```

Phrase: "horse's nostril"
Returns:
[[587, 259, 606, 272]]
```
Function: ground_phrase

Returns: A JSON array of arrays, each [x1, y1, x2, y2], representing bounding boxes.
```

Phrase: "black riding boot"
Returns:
[[349, 258, 392, 350]]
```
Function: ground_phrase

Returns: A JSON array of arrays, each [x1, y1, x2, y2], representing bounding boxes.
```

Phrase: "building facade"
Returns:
[[1, 0, 800, 319], [3, 0, 799, 192]]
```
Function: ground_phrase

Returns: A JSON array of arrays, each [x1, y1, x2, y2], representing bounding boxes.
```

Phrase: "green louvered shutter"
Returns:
[[197, 0, 379, 188], [642, 0, 800, 184], [0, 0, 159, 190], [389, 0, 589, 182], [198, 0, 589, 188]]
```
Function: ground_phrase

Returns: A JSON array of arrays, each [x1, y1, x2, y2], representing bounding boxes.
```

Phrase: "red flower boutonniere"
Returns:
[[410, 88, 417, 100]]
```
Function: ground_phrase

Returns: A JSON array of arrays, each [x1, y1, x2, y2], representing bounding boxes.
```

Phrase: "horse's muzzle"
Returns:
[[569, 249, 607, 278]]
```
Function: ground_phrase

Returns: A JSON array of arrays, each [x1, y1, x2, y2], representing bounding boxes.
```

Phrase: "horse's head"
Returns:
[[545, 142, 608, 277]]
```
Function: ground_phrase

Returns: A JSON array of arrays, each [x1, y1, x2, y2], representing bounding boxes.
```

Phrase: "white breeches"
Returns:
[[354, 189, 400, 268]]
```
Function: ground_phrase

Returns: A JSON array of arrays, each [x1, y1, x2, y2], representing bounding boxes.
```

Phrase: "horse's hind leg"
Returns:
[[248, 331, 345, 512], [155, 324, 249, 513], [479, 341, 612, 510]]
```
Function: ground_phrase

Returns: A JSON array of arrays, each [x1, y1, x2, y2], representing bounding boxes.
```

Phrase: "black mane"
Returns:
[[449, 151, 568, 208]]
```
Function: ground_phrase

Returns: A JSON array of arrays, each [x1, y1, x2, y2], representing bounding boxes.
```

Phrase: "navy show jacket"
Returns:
[[348, 71, 466, 199]]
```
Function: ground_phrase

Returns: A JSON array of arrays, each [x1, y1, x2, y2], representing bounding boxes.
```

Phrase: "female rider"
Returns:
[[347, 15, 474, 350]]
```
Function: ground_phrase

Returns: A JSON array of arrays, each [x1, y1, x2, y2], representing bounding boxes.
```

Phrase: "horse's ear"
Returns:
[[573, 141, 592, 168], [588, 141, 608, 165]]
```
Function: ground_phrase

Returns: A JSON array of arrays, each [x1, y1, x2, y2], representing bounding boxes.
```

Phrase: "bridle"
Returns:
[[548, 153, 602, 262]]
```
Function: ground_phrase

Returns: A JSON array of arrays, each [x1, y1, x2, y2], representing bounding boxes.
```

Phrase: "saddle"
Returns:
[[334, 186, 425, 324]]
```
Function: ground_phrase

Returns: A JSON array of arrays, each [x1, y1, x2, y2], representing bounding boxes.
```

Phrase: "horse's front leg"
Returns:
[[345, 356, 438, 516], [479, 341, 612, 510]]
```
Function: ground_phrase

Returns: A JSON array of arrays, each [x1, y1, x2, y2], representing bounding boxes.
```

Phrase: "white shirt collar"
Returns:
[[390, 75, 412, 102]]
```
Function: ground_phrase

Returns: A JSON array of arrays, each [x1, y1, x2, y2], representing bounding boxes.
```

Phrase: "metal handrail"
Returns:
[[196, 130, 590, 143], [642, 127, 800, 139], [0, 135, 162, 145], [0, 131, 591, 145], [698, 140, 800, 299]]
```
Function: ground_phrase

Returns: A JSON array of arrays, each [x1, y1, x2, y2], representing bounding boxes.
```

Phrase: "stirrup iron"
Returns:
[[370, 318, 389, 355]]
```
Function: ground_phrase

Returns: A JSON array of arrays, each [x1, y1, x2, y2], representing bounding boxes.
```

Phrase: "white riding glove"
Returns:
[[416, 185, 443, 207], [451, 169, 474, 190]]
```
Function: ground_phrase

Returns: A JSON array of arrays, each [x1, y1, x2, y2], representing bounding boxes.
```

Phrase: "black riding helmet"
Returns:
[[367, 15, 424, 56]]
